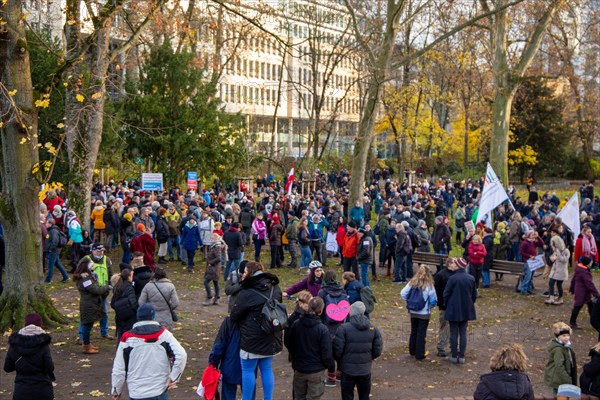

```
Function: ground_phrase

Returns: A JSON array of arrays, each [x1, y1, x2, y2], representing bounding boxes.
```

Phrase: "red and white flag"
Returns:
[[285, 165, 295, 196]]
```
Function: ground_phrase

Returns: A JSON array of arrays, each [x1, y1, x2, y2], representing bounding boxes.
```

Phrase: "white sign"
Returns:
[[141, 173, 163, 191], [527, 254, 545, 271]]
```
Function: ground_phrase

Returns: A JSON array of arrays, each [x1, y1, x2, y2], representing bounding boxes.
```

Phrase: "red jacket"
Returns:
[[468, 242, 487, 266], [342, 231, 359, 258], [130, 233, 156, 269], [574, 235, 599, 263], [336, 225, 347, 247]]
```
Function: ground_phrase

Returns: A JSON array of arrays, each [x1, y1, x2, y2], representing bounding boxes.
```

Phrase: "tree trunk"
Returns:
[[65, 24, 112, 230], [490, 88, 514, 187], [463, 103, 469, 166], [0, 0, 67, 331]]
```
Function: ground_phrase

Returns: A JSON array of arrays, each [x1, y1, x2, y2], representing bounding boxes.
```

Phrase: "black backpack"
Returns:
[[57, 230, 68, 248], [252, 286, 288, 334]]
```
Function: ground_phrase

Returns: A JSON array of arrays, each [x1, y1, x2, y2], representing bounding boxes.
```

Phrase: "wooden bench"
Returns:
[[412, 252, 447, 273]]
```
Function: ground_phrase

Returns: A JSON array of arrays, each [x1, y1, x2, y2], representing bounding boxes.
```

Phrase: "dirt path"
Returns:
[[1, 257, 598, 399]]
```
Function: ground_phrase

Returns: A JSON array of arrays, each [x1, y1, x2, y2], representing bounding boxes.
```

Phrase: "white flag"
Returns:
[[557, 192, 580, 244], [476, 163, 509, 226]]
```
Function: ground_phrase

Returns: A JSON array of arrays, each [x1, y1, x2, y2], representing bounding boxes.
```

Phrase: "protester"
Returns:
[[130, 224, 156, 270], [181, 216, 203, 273], [400, 265, 437, 360], [155, 207, 170, 264], [224, 222, 244, 280], [473, 343, 535, 400], [90, 200, 106, 243], [332, 301, 383, 400], [286, 210, 300, 268], [44, 218, 70, 284], [519, 230, 544, 295], [285, 296, 333, 400], [110, 268, 138, 341], [342, 221, 360, 278], [544, 322, 577, 395], [3, 313, 55, 400], [574, 224, 599, 265], [443, 257, 477, 364], [283, 260, 324, 298], [139, 268, 180, 331], [130, 253, 152, 300], [251, 212, 268, 262], [546, 229, 570, 305], [204, 233, 226, 306], [111, 304, 187, 400], [230, 261, 283, 400], [357, 227, 374, 286], [393, 223, 411, 284], [580, 341, 600, 398], [225, 260, 248, 312], [269, 215, 284, 269], [434, 257, 457, 358], [569, 256, 600, 329], [342, 271, 364, 306], [73, 256, 110, 354]]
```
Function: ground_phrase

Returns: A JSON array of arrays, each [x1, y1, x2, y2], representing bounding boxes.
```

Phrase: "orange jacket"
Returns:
[[342, 231, 359, 258]]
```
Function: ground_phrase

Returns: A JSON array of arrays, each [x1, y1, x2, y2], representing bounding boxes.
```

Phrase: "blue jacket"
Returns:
[[349, 206, 365, 224], [344, 280, 364, 305], [400, 283, 437, 316], [443, 268, 477, 322], [384, 226, 397, 248], [209, 316, 241, 384], [180, 223, 202, 250]]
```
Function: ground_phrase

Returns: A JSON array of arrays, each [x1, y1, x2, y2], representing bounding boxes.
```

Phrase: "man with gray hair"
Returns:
[[135, 207, 155, 234], [333, 301, 383, 400]]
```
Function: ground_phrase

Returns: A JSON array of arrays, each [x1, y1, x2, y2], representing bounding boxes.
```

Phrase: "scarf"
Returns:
[[18, 324, 46, 336], [582, 233, 598, 256]]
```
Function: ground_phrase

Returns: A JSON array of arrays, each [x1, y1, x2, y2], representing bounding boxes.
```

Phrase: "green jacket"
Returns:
[[377, 216, 389, 237], [286, 217, 299, 240], [544, 339, 577, 389], [77, 273, 110, 325]]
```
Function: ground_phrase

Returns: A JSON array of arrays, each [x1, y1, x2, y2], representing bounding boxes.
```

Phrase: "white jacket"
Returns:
[[112, 321, 187, 398]]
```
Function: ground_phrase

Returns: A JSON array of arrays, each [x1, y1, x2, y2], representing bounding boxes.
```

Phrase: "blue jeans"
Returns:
[[81, 322, 93, 345], [167, 236, 181, 260], [520, 262, 533, 293], [241, 357, 274, 400], [435, 250, 448, 255], [300, 246, 312, 268], [186, 249, 196, 268], [360, 263, 371, 287], [225, 258, 240, 281], [394, 255, 406, 281], [79, 297, 109, 338], [482, 270, 490, 287], [130, 391, 169, 400], [45, 251, 69, 282], [510, 242, 522, 262]]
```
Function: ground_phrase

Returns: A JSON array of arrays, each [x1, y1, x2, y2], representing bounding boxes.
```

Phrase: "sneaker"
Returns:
[[324, 380, 337, 388], [101, 335, 115, 340], [445, 356, 458, 364], [202, 299, 213, 306], [458, 358, 466, 364], [436, 350, 447, 357], [60, 277, 70, 283]]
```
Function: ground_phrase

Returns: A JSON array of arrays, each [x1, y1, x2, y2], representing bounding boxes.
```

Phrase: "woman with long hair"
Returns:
[[73, 256, 109, 354], [110, 268, 138, 341], [575, 224, 599, 266], [230, 261, 283, 400], [473, 343, 534, 399], [400, 265, 437, 360]]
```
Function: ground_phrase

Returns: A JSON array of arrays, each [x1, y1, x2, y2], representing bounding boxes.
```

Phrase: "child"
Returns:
[[209, 316, 255, 400], [569, 256, 600, 329], [468, 234, 487, 289], [213, 222, 224, 237], [203, 234, 225, 306], [544, 322, 577, 395], [342, 271, 364, 305]]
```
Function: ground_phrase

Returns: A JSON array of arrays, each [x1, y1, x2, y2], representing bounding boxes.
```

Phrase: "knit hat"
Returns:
[[92, 243, 105, 252], [347, 221, 357, 228], [123, 213, 132, 222], [136, 223, 146, 232], [455, 257, 468, 268], [497, 221, 505, 230], [350, 301, 366, 316], [288, 210, 296, 216], [553, 322, 572, 337], [137, 303, 156, 321], [24, 313, 43, 328], [417, 219, 426, 227]]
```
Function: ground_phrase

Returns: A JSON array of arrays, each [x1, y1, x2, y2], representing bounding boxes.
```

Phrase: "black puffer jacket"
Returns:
[[230, 272, 283, 356], [3, 330, 55, 400], [155, 216, 170, 244], [133, 266, 153, 300], [332, 315, 383, 376], [581, 349, 600, 396], [284, 314, 333, 374], [473, 370, 535, 400], [111, 281, 138, 334]]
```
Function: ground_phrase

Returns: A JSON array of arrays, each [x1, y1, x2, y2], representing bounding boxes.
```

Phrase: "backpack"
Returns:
[[252, 286, 288, 334], [57, 230, 68, 248], [408, 229, 420, 249], [406, 286, 426, 312], [373, 219, 381, 235], [358, 286, 376, 314], [402, 233, 413, 254], [324, 292, 350, 324]]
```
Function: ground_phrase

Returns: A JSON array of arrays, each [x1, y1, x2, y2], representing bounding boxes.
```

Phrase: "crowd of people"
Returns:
[[3, 172, 600, 399]]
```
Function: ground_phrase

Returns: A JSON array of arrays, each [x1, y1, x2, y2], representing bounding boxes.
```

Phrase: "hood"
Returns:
[[322, 281, 343, 296], [300, 314, 322, 329], [241, 272, 280, 291], [478, 371, 532, 399], [94, 205, 104, 211], [387, 226, 396, 231], [8, 331, 52, 356], [349, 315, 371, 330], [547, 339, 567, 352]]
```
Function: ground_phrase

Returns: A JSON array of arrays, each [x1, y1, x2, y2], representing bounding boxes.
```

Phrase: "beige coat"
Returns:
[[139, 278, 179, 331], [549, 236, 570, 281]]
